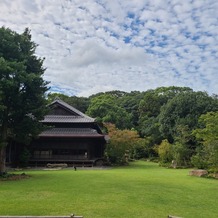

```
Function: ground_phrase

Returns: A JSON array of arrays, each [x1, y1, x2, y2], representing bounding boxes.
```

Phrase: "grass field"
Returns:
[[0, 161, 217, 218]]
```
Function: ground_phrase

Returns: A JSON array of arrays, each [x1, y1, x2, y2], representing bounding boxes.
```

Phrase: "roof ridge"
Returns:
[[49, 99, 95, 121]]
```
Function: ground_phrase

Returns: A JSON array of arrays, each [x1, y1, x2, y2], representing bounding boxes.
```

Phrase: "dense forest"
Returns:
[[48, 86, 218, 172]]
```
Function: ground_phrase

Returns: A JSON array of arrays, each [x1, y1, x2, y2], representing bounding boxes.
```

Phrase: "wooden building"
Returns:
[[7, 99, 107, 167]]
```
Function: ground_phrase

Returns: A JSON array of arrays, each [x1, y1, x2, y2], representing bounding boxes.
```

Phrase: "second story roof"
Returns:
[[41, 98, 95, 124]]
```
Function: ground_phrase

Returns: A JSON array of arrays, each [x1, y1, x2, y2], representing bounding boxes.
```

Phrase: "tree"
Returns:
[[131, 137, 156, 159], [0, 27, 49, 174], [157, 139, 173, 165], [157, 91, 218, 167], [159, 91, 218, 143], [172, 125, 194, 166], [138, 86, 192, 145], [192, 112, 218, 172], [69, 96, 90, 113], [118, 91, 144, 127], [104, 123, 140, 164], [87, 94, 132, 129]]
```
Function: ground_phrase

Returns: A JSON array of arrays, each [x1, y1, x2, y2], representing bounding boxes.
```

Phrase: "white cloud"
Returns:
[[0, 0, 217, 96]]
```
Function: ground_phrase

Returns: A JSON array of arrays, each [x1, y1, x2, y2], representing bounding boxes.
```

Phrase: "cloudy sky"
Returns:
[[0, 0, 217, 97]]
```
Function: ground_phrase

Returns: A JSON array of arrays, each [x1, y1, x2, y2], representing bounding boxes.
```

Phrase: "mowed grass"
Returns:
[[0, 161, 217, 218]]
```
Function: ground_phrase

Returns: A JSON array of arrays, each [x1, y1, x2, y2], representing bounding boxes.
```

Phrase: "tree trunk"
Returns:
[[0, 145, 6, 175], [0, 110, 8, 175]]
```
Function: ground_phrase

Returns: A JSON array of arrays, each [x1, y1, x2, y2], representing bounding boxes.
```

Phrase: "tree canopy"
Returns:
[[87, 93, 132, 129], [192, 112, 218, 172], [159, 91, 218, 142], [0, 27, 49, 173], [48, 87, 218, 169]]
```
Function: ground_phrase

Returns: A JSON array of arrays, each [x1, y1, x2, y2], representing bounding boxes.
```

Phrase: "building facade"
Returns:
[[7, 99, 107, 167]]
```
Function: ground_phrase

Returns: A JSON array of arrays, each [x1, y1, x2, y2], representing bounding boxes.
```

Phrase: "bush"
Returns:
[[172, 142, 191, 167], [157, 139, 173, 164], [191, 147, 208, 169]]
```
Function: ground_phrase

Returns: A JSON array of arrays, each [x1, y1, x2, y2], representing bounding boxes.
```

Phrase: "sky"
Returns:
[[0, 0, 217, 97]]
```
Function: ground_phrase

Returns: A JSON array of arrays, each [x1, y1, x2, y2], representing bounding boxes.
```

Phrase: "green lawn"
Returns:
[[0, 161, 217, 218]]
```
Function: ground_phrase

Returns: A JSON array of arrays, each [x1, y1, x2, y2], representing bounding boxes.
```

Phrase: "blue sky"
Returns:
[[0, 0, 217, 97]]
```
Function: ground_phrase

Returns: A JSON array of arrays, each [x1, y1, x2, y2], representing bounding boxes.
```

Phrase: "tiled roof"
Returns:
[[39, 128, 104, 138], [42, 115, 94, 123], [49, 99, 95, 121]]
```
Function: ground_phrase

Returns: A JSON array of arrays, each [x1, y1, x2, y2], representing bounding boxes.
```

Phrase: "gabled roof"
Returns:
[[41, 98, 95, 123]]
